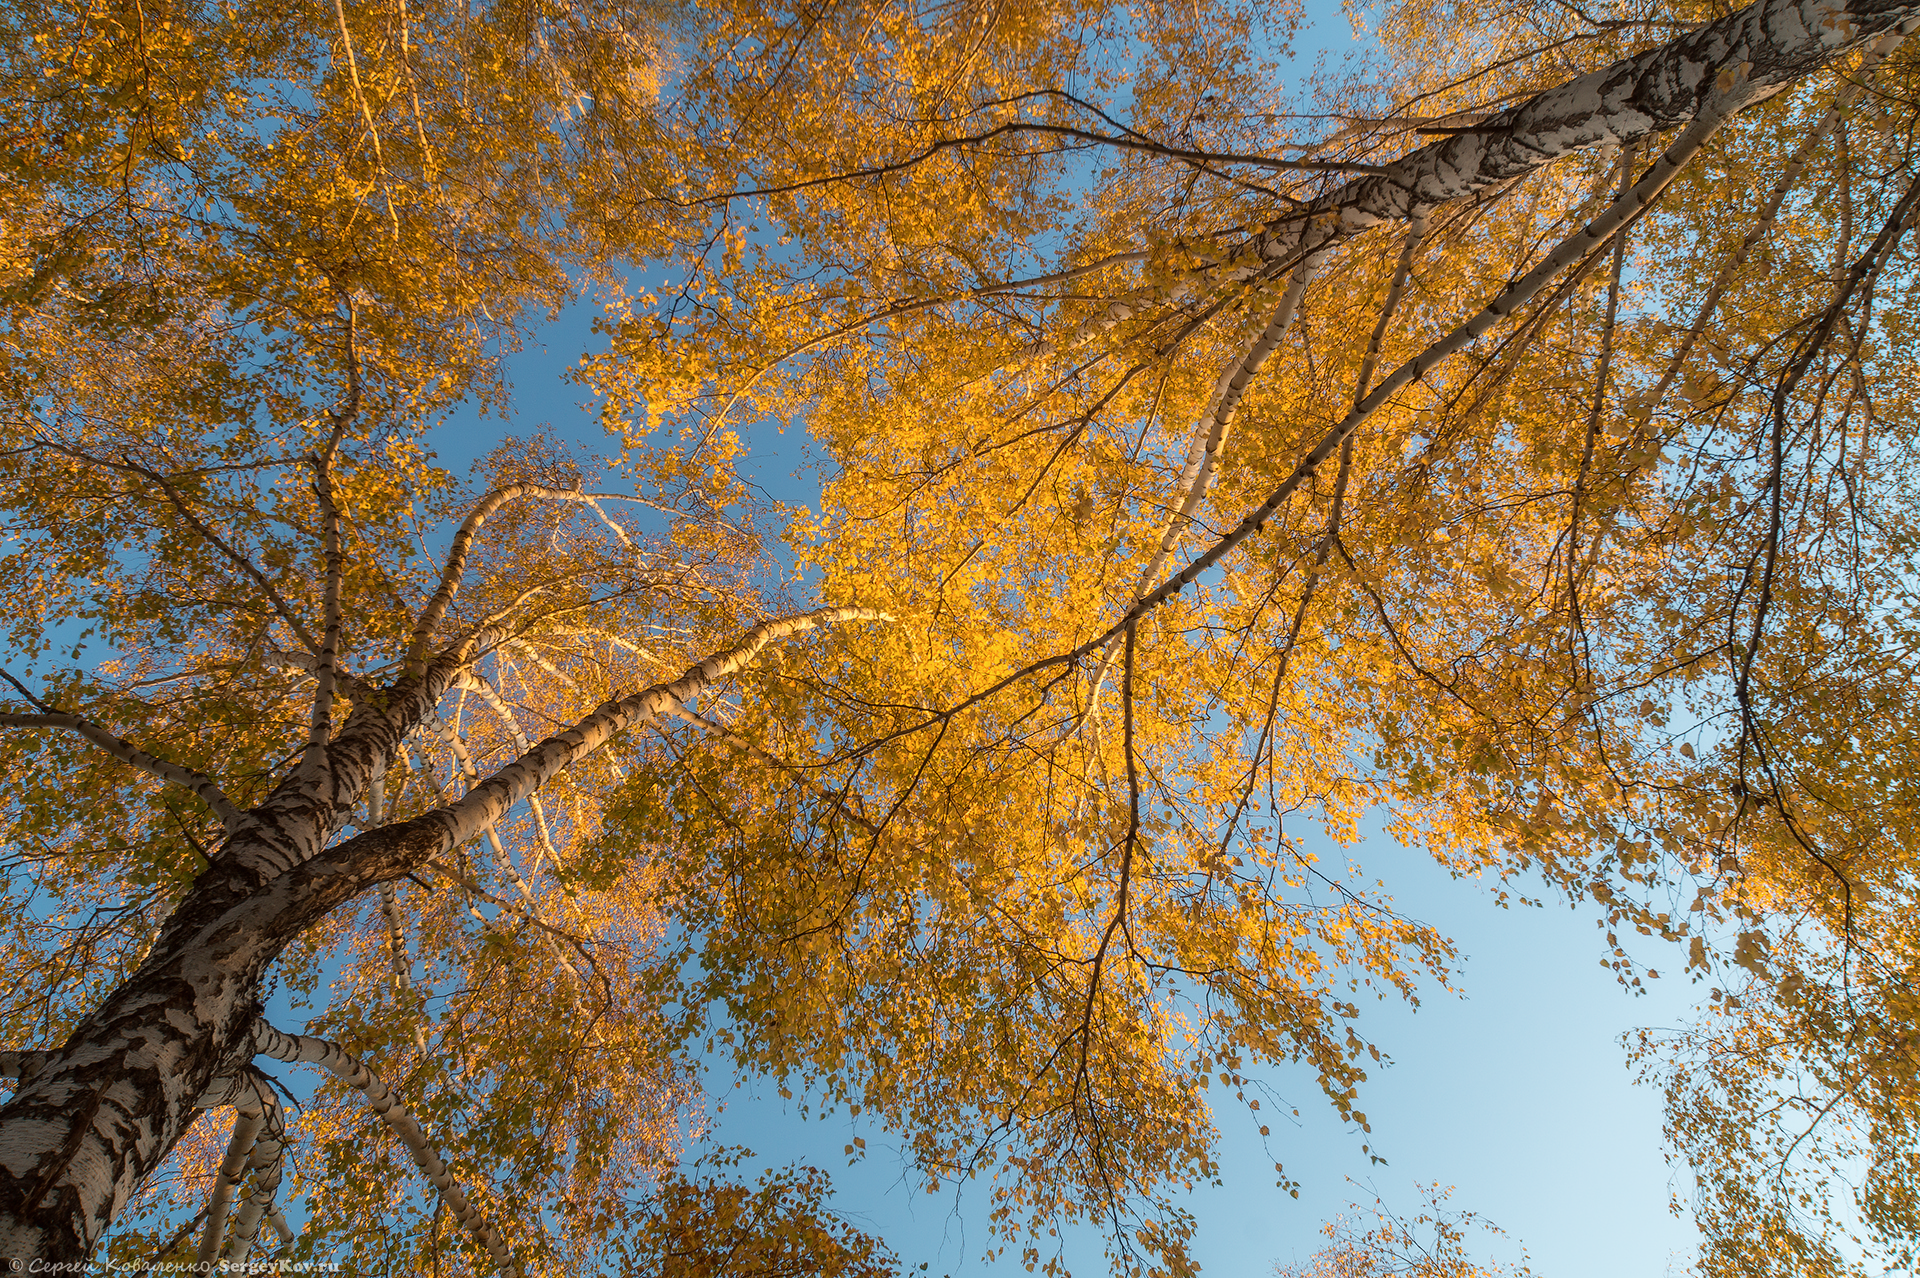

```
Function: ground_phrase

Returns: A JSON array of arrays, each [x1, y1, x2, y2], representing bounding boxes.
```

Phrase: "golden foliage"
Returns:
[[3, 0, 1920, 1274]]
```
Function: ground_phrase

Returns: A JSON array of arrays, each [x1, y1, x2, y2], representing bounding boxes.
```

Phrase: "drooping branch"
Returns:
[[251, 1024, 520, 1277], [854, 109, 1725, 758], [0, 708, 242, 833]]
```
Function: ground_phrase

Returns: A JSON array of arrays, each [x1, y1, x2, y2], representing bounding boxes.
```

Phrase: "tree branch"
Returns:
[[850, 110, 1723, 761], [1078, 254, 1324, 732], [303, 450, 346, 779], [1038, 0, 1912, 362], [0, 707, 242, 833], [251, 1024, 519, 1277], [406, 485, 673, 676], [699, 119, 1380, 207], [120, 456, 324, 657], [1220, 211, 1429, 855]]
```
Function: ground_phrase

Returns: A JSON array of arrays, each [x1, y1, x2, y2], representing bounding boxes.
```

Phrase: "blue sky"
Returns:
[[433, 290, 1706, 1278], [423, 6, 1711, 1273]]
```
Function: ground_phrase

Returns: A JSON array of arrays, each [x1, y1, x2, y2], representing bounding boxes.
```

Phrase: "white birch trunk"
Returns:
[[0, 606, 884, 1260]]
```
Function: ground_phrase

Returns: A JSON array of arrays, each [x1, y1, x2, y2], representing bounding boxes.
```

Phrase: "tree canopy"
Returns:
[[3, 0, 1920, 1275]]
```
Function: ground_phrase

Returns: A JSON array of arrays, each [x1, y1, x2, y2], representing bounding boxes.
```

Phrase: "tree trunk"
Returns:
[[0, 607, 880, 1260], [0, 0, 1914, 1260]]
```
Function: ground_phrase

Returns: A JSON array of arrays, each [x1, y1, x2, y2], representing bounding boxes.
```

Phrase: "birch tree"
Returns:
[[4, 0, 1920, 1275], [0, 0, 887, 1268], [596, 0, 1920, 1273]]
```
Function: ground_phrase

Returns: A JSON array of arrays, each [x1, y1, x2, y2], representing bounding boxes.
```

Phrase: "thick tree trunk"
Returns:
[[0, 608, 879, 1261], [1267, 0, 1920, 256], [0, 662, 451, 1259]]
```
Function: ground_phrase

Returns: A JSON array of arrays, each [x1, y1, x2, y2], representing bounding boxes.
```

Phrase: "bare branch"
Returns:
[[699, 119, 1380, 207], [406, 485, 669, 676], [115, 455, 324, 657]]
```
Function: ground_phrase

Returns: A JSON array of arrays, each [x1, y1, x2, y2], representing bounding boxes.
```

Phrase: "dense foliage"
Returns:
[[3, 0, 1919, 1274]]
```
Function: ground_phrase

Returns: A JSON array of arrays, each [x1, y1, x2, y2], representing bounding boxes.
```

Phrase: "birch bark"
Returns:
[[0, 606, 885, 1261]]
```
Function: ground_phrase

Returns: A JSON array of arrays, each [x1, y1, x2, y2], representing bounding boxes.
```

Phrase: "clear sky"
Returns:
[[426, 5, 1713, 1272], [438, 323, 1708, 1278]]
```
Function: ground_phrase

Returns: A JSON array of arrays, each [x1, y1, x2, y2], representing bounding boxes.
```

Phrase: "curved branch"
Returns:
[[115, 455, 324, 656], [419, 607, 891, 853], [702, 119, 1380, 206], [251, 1024, 520, 1277], [189, 1071, 291, 1264], [406, 485, 673, 675], [0, 710, 242, 832], [269, 607, 892, 905]]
